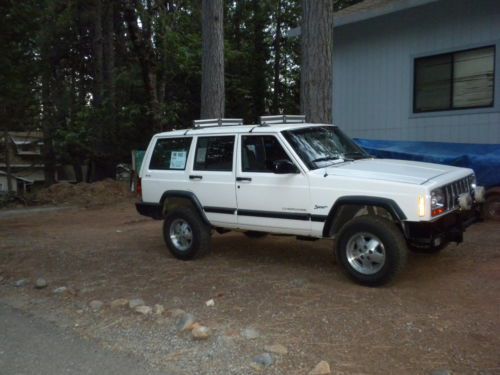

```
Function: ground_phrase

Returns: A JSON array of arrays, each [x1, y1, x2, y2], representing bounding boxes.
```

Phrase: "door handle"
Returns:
[[189, 175, 203, 180], [236, 177, 252, 182]]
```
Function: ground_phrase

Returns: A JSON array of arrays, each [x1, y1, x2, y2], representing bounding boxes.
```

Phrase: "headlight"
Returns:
[[431, 188, 446, 216], [470, 175, 477, 189]]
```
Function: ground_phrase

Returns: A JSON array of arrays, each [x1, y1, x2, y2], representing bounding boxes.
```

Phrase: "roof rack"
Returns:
[[259, 115, 306, 126], [193, 118, 244, 128]]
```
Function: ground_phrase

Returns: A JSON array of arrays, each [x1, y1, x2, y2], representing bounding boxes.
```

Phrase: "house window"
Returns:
[[414, 46, 495, 113]]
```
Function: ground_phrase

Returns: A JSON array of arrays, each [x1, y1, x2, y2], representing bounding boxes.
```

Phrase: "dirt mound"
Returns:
[[36, 179, 133, 207]]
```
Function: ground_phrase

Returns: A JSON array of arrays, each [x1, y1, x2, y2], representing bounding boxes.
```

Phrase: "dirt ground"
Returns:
[[0, 201, 499, 375]]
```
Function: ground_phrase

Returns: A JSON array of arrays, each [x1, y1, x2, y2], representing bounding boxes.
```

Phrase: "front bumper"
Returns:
[[403, 206, 482, 247], [135, 202, 163, 220]]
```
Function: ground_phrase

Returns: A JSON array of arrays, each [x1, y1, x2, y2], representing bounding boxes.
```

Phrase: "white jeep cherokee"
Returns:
[[136, 115, 485, 286]]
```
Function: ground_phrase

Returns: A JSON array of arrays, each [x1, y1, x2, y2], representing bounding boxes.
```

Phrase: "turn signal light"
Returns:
[[431, 208, 445, 217]]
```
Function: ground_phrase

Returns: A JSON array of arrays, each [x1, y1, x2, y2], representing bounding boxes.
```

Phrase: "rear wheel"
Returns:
[[163, 207, 211, 260], [336, 216, 408, 286]]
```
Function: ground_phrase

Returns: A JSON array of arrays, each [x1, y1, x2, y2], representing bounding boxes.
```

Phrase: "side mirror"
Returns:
[[273, 159, 299, 174]]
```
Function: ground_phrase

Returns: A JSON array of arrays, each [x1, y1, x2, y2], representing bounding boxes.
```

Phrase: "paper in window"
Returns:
[[170, 151, 187, 169]]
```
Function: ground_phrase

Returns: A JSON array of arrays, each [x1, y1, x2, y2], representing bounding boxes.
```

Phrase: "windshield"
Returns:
[[282, 126, 370, 170]]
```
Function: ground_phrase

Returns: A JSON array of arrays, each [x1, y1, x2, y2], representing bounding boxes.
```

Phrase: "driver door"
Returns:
[[235, 134, 311, 235]]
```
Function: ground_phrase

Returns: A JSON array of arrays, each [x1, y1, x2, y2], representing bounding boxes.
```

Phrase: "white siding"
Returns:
[[333, 0, 500, 144]]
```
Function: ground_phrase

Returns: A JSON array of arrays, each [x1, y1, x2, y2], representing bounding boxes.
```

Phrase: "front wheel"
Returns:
[[336, 216, 408, 286], [163, 208, 211, 260]]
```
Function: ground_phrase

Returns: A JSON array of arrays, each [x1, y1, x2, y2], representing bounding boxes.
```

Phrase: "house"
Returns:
[[333, 0, 500, 144], [0, 131, 81, 194]]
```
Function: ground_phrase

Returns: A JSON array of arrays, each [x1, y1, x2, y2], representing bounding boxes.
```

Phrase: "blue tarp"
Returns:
[[354, 138, 500, 188]]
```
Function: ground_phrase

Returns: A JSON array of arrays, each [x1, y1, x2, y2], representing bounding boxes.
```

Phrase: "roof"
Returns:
[[154, 123, 335, 138], [334, 0, 439, 27], [0, 171, 34, 184]]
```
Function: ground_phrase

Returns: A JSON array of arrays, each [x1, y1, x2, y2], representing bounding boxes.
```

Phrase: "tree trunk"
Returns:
[[201, 0, 225, 119], [300, 0, 333, 123], [272, 0, 282, 114], [41, 68, 56, 186], [251, 0, 267, 120], [3, 128, 13, 193], [103, 1, 115, 112], [92, 0, 104, 109]]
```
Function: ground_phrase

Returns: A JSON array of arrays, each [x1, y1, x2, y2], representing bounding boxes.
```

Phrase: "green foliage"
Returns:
[[1, 0, 361, 180]]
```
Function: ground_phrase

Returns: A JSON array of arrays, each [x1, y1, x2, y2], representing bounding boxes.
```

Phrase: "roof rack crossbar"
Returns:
[[193, 118, 244, 128], [259, 115, 306, 125]]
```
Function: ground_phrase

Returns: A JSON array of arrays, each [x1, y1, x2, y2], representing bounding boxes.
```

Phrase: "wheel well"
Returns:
[[323, 203, 402, 238], [159, 191, 210, 225]]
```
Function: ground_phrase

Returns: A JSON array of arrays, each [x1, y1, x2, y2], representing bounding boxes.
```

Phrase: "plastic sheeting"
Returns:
[[354, 138, 500, 188]]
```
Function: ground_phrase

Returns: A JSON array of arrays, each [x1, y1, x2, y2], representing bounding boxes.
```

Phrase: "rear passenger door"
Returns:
[[188, 135, 238, 226]]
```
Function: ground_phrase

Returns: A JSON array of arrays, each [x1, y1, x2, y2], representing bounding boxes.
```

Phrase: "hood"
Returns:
[[324, 158, 457, 185]]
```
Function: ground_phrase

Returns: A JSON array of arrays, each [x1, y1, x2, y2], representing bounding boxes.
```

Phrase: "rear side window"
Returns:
[[194, 136, 235, 171], [149, 137, 192, 170]]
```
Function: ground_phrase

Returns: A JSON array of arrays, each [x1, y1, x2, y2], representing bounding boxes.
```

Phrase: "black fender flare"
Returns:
[[160, 190, 211, 226], [322, 196, 407, 237]]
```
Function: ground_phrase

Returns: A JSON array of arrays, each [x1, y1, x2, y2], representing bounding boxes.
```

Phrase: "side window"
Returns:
[[149, 137, 192, 170], [241, 135, 292, 173], [194, 136, 235, 171]]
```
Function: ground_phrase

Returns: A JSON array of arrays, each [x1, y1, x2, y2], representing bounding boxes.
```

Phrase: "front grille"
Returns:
[[443, 175, 474, 210]]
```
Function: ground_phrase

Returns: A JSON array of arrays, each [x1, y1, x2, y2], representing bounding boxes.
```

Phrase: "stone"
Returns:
[[0, 276, 4, 282], [430, 370, 452, 375], [110, 298, 129, 309], [192, 325, 211, 340], [309, 360, 331, 375], [128, 298, 145, 309], [14, 278, 29, 287], [205, 299, 215, 307], [176, 313, 195, 332], [264, 344, 288, 355], [169, 308, 185, 317], [250, 353, 274, 370], [241, 327, 260, 340], [153, 304, 165, 315], [89, 300, 103, 311], [34, 278, 48, 289], [53, 286, 68, 294], [135, 305, 152, 315]]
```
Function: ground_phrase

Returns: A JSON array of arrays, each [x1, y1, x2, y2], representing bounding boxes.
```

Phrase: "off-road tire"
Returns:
[[244, 231, 268, 239], [336, 216, 408, 286], [163, 207, 211, 260]]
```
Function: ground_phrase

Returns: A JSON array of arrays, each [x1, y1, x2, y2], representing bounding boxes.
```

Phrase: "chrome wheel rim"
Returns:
[[346, 232, 386, 275], [169, 219, 193, 251]]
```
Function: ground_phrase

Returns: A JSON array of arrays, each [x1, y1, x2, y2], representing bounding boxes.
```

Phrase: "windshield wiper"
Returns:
[[311, 156, 341, 163], [343, 151, 368, 159]]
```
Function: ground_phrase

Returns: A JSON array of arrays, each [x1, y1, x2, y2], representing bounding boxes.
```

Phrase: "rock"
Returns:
[[135, 305, 152, 315], [153, 304, 164, 315], [110, 298, 129, 309], [89, 300, 103, 311], [0, 276, 4, 282], [14, 278, 29, 287], [128, 298, 145, 309], [250, 353, 274, 370], [264, 344, 288, 355], [169, 308, 185, 317], [176, 313, 195, 332], [192, 325, 211, 340], [53, 286, 68, 294], [430, 370, 452, 375], [205, 299, 215, 307], [309, 360, 331, 375], [241, 327, 260, 340], [34, 278, 48, 289]]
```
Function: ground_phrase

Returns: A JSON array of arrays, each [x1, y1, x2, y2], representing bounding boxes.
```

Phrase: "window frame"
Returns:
[[148, 136, 193, 171], [413, 45, 496, 113], [193, 135, 236, 172], [240, 134, 296, 174]]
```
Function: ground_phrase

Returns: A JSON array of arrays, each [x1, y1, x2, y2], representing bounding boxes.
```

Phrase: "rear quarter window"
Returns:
[[149, 137, 192, 170]]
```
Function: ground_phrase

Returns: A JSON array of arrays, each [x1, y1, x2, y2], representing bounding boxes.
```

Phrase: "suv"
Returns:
[[136, 115, 485, 286]]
